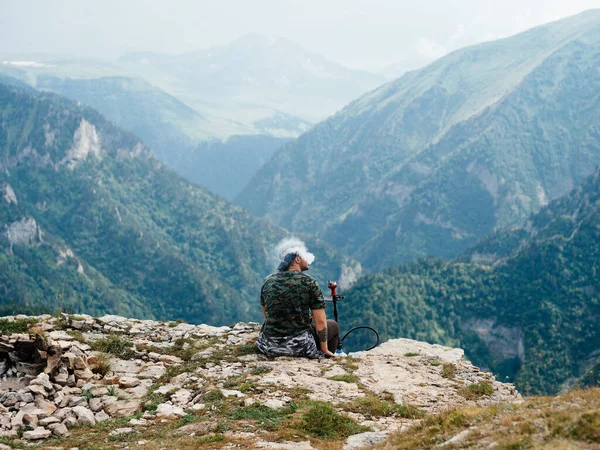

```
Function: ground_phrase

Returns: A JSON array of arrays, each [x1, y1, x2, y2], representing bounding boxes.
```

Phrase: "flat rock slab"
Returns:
[[22, 427, 51, 440], [103, 400, 142, 418], [344, 431, 389, 449], [255, 441, 315, 449], [175, 421, 213, 435], [109, 358, 143, 374], [255, 360, 364, 404], [156, 403, 186, 418], [353, 338, 464, 362]]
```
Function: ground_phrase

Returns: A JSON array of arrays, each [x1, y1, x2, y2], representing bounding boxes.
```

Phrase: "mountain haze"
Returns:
[[119, 33, 387, 124], [0, 32, 384, 200], [0, 82, 361, 324], [238, 10, 600, 270]]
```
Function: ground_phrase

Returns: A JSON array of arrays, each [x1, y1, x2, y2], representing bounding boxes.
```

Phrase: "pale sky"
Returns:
[[1, 0, 599, 72]]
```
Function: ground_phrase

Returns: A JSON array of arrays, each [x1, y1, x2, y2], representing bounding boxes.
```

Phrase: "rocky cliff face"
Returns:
[[0, 314, 519, 448]]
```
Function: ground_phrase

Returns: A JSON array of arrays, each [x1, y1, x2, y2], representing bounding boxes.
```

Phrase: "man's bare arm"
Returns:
[[261, 305, 267, 318], [312, 309, 333, 356]]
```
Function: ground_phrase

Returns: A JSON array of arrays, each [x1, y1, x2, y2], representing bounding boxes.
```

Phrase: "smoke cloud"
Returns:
[[272, 237, 315, 270]]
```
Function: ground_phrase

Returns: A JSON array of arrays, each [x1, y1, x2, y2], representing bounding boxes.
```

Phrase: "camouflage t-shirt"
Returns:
[[260, 270, 326, 338]]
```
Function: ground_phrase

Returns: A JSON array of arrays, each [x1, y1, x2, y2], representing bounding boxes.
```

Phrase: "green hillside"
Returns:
[[0, 82, 361, 325], [237, 10, 600, 271], [339, 167, 600, 394]]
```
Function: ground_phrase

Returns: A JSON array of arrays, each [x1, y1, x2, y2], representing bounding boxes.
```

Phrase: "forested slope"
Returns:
[[0, 82, 360, 325], [340, 168, 600, 394]]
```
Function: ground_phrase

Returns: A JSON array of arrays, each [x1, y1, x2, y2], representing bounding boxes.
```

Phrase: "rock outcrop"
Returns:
[[0, 314, 520, 448]]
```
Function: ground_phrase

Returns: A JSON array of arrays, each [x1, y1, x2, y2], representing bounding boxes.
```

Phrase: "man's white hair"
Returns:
[[275, 237, 315, 265]]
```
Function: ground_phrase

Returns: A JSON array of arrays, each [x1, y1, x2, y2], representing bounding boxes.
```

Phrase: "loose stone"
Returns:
[[22, 427, 52, 440]]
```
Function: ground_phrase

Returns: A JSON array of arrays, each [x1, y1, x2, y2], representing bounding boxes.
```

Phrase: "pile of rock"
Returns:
[[0, 314, 216, 440], [0, 313, 521, 448]]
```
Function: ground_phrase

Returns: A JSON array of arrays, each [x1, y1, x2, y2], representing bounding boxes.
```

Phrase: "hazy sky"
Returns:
[[1, 0, 599, 72]]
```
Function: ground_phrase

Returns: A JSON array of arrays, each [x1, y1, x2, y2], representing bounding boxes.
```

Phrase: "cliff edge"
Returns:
[[0, 314, 520, 448]]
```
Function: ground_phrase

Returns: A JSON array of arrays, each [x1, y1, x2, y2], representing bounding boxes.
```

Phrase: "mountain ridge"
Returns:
[[237, 10, 600, 271]]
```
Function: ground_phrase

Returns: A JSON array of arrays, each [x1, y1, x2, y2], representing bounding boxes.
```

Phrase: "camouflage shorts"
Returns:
[[256, 329, 322, 359]]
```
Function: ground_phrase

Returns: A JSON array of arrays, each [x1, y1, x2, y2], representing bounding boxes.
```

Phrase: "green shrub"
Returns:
[[90, 334, 135, 359], [0, 318, 38, 335], [297, 401, 368, 439], [442, 363, 457, 380], [459, 381, 494, 399], [234, 344, 260, 356], [201, 390, 225, 405]]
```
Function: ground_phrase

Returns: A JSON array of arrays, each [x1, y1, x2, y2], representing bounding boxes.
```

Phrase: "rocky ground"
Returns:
[[0, 314, 521, 449]]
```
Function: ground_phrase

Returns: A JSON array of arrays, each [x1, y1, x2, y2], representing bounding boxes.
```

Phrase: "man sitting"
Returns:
[[256, 241, 339, 358]]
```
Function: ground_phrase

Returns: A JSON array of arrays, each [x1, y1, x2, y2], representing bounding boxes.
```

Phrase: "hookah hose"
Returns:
[[340, 326, 380, 351]]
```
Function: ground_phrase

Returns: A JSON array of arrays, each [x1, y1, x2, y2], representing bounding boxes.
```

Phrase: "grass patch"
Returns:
[[167, 338, 196, 361], [234, 343, 261, 356], [429, 359, 442, 366], [174, 413, 201, 428], [404, 352, 419, 357], [441, 363, 457, 380], [328, 374, 360, 383], [0, 435, 25, 448], [343, 395, 424, 419], [138, 337, 213, 362], [201, 389, 226, 405], [251, 365, 272, 376], [287, 386, 311, 400], [223, 375, 256, 393], [0, 317, 38, 335], [223, 375, 246, 389], [197, 434, 225, 444], [82, 389, 93, 401], [227, 402, 296, 431], [336, 357, 359, 372], [295, 401, 368, 440], [68, 330, 86, 343], [142, 385, 168, 412], [168, 319, 186, 328], [459, 381, 494, 400], [499, 437, 533, 449], [143, 393, 167, 412], [569, 409, 600, 442], [89, 334, 135, 359]]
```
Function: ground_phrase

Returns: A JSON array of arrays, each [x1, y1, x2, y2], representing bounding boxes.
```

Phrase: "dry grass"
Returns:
[[375, 387, 600, 449], [342, 395, 424, 419], [88, 352, 111, 376], [459, 381, 494, 400], [441, 362, 457, 380]]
